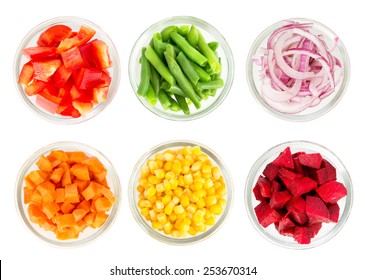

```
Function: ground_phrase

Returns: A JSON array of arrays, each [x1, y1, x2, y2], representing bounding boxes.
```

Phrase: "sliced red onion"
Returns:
[[253, 21, 343, 114]]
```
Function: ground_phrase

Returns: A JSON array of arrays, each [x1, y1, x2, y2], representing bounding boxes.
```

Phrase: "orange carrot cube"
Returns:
[[65, 183, 80, 203], [94, 197, 112, 212], [50, 167, 64, 183], [70, 163, 90, 181], [42, 201, 60, 219], [60, 202, 75, 214], [55, 188, 65, 203], [93, 212, 109, 228], [36, 155, 53, 172]]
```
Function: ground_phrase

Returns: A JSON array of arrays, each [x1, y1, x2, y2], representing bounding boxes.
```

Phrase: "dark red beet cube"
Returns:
[[306, 196, 331, 224], [254, 201, 281, 228], [273, 147, 294, 169], [310, 222, 322, 238], [294, 226, 313, 244], [253, 183, 265, 202], [271, 180, 282, 193], [287, 176, 317, 197], [328, 203, 340, 223], [263, 163, 279, 181], [270, 190, 292, 209], [255, 175, 272, 198], [321, 159, 337, 181], [293, 157, 306, 175], [286, 196, 308, 225], [316, 181, 347, 203], [278, 167, 302, 180], [276, 216, 295, 236], [298, 153, 323, 169]]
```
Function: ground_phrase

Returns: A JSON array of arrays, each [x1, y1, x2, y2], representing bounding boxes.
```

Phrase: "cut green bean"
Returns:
[[187, 24, 199, 47], [164, 52, 201, 109], [161, 26, 178, 42], [170, 31, 208, 67], [197, 30, 222, 74], [145, 45, 176, 86], [175, 94, 190, 115], [157, 90, 172, 110], [162, 83, 189, 98], [152, 33, 166, 59], [197, 78, 224, 90], [150, 65, 161, 96], [190, 61, 211, 82], [208, 41, 219, 51], [165, 43, 176, 59], [178, 25, 190, 36], [145, 83, 157, 106], [176, 52, 200, 85], [137, 48, 151, 97], [167, 95, 181, 112]]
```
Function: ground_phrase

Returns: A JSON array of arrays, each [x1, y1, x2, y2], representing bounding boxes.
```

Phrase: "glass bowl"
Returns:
[[129, 140, 233, 245], [246, 18, 350, 121], [129, 16, 234, 121], [14, 16, 121, 124], [15, 141, 121, 247], [245, 140, 353, 249]]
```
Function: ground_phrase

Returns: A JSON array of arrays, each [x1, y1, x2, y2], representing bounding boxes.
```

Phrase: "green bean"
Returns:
[[137, 48, 151, 97], [176, 52, 200, 85], [167, 95, 181, 112], [190, 61, 211, 82], [164, 52, 201, 109], [150, 64, 161, 95], [152, 33, 166, 59], [208, 41, 219, 51], [157, 90, 172, 110], [174, 94, 190, 115], [165, 43, 176, 59], [161, 26, 178, 42], [187, 24, 199, 47], [170, 31, 207, 67], [162, 83, 189, 98], [197, 30, 222, 74], [145, 45, 176, 86], [145, 83, 157, 106], [197, 78, 224, 90], [178, 25, 190, 36]]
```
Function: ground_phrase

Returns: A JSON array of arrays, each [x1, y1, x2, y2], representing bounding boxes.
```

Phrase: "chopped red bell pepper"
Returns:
[[57, 26, 96, 53], [73, 68, 103, 90], [37, 25, 73, 47], [32, 59, 62, 82], [18, 61, 34, 85], [61, 46, 86, 71], [22, 46, 58, 59]]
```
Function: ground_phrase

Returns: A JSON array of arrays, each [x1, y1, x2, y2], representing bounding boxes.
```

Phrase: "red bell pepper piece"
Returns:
[[32, 59, 62, 82], [18, 61, 34, 85], [37, 25, 73, 47], [61, 46, 86, 71], [22, 46, 58, 59], [57, 26, 96, 53]]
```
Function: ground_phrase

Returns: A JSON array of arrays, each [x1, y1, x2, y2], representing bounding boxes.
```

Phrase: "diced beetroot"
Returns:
[[254, 201, 281, 228], [263, 163, 279, 181], [298, 153, 323, 169], [321, 159, 337, 181], [328, 203, 340, 223], [292, 151, 305, 158], [270, 190, 292, 209], [253, 182, 265, 202], [306, 196, 331, 224], [294, 226, 313, 244], [278, 167, 302, 180], [310, 223, 322, 238], [293, 157, 306, 175], [272, 147, 294, 169], [271, 180, 282, 193], [255, 175, 272, 198], [286, 196, 308, 225], [316, 181, 347, 203], [287, 176, 317, 197], [276, 216, 295, 236]]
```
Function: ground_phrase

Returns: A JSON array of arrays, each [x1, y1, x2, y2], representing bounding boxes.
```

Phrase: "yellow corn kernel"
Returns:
[[197, 154, 208, 162], [176, 153, 184, 161], [163, 222, 173, 234], [180, 195, 190, 208], [169, 212, 177, 221], [174, 205, 185, 215], [182, 146, 192, 156], [146, 186, 157, 197], [206, 195, 217, 207], [210, 204, 223, 215], [177, 176, 185, 187], [141, 165, 150, 178], [172, 161, 182, 175], [169, 178, 178, 189], [183, 174, 193, 186], [196, 223, 207, 232], [186, 204, 197, 214], [148, 160, 158, 172], [140, 208, 149, 218], [188, 225, 198, 236], [164, 202, 174, 215], [154, 153, 164, 161], [156, 183, 164, 193], [204, 178, 214, 189], [157, 213, 168, 225], [196, 197, 206, 209], [165, 171, 176, 181], [171, 196, 180, 205], [161, 195, 172, 205], [138, 199, 152, 208], [164, 161, 173, 171], [149, 210, 157, 221], [212, 166, 220, 180], [180, 223, 190, 233], [185, 154, 194, 163], [174, 218, 183, 230], [171, 230, 179, 238], [137, 185, 145, 193], [192, 146, 202, 156], [154, 169, 165, 179], [177, 212, 187, 220], [138, 177, 148, 185], [181, 165, 190, 175], [164, 152, 174, 161], [202, 164, 212, 174], [182, 158, 192, 167], [194, 189, 206, 198], [206, 216, 215, 226], [191, 161, 202, 172], [206, 186, 216, 196], [192, 209, 204, 225], [155, 200, 164, 211], [163, 178, 171, 190], [190, 192, 199, 203], [148, 175, 159, 185], [151, 221, 163, 230], [216, 186, 226, 196], [218, 198, 227, 208], [191, 180, 203, 191], [204, 209, 212, 219], [156, 159, 164, 169], [147, 195, 157, 204], [174, 187, 183, 197]]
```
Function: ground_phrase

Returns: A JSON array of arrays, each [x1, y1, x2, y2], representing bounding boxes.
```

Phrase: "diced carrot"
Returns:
[[83, 212, 96, 226], [94, 197, 112, 212], [70, 163, 90, 181], [72, 208, 87, 222], [59, 162, 72, 186], [28, 204, 47, 225], [93, 212, 109, 228], [30, 189, 43, 204], [70, 220, 87, 235], [60, 202, 75, 214], [36, 181, 56, 203], [28, 170, 48, 185], [93, 169, 107, 183], [76, 199, 91, 212], [55, 188, 65, 203], [56, 213, 76, 228], [74, 179, 89, 193], [98, 185, 116, 204], [49, 150, 69, 162], [49, 158, 62, 168], [82, 157, 105, 173], [24, 187, 33, 204], [25, 174, 37, 189], [36, 155, 53, 172], [81, 182, 98, 201], [50, 167, 64, 183], [41, 219, 57, 232], [64, 183, 80, 203], [42, 201, 60, 219], [56, 229, 78, 240], [68, 151, 88, 163]]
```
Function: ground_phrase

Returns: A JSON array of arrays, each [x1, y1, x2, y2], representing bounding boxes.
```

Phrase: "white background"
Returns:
[[1, 0, 363, 279]]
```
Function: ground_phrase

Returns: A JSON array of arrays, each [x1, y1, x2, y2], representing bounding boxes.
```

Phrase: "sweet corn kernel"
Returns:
[[155, 153, 164, 161], [210, 204, 223, 215], [148, 160, 158, 172], [196, 197, 206, 209], [164, 152, 174, 161], [188, 226, 198, 236], [164, 203, 174, 215], [180, 223, 190, 233], [138, 177, 148, 186], [180, 195, 190, 208], [206, 216, 215, 226], [174, 205, 185, 215], [198, 154, 208, 162], [204, 178, 214, 189], [172, 161, 182, 175], [202, 164, 212, 174], [157, 213, 167, 225], [163, 222, 173, 234], [161, 195, 172, 205], [192, 209, 204, 226], [165, 171, 175, 180], [186, 204, 197, 214], [174, 187, 183, 197], [155, 200, 164, 210], [169, 178, 178, 189], [141, 165, 150, 178], [164, 161, 173, 171], [148, 175, 159, 185], [206, 195, 217, 207], [183, 174, 193, 185], [206, 186, 216, 196], [138, 199, 152, 208], [171, 196, 180, 205], [146, 186, 157, 197], [156, 159, 164, 169], [156, 183, 164, 193], [192, 146, 202, 156], [182, 165, 190, 175], [196, 223, 206, 232], [191, 161, 202, 172], [154, 169, 165, 179], [169, 212, 177, 221], [182, 146, 192, 156], [151, 221, 163, 230], [149, 210, 157, 221], [140, 208, 149, 217], [195, 189, 206, 198], [177, 176, 185, 187]]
